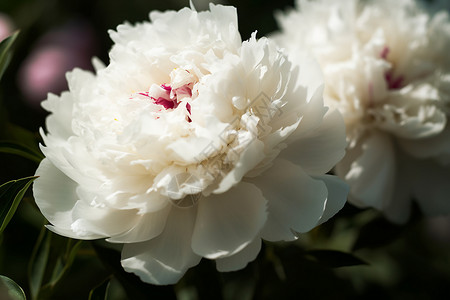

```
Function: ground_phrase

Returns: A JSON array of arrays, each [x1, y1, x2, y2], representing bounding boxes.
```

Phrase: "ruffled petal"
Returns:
[[214, 139, 265, 193], [376, 99, 446, 139], [282, 84, 328, 143], [191, 182, 267, 259], [70, 200, 139, 238], [399, 125, 450, 163], [250, 158, 328, 241], [215, 238, 261, 272], [107, 204, 171, 243], [34, 159, 102, 239], [121, 206, 201, 285]]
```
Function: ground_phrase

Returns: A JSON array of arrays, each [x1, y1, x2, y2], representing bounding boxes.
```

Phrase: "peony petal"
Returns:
[[250, 158, 328, 241], [191, 182, 267, 259], [399, 125, 450, 162], [337, 132, 396, 210], [106, 204, 171, 243], [281, 109, 347, 175], [68, 200, 139, 239], [33, 159, 103, 238], [376, 101, 446, 139], [214, 139, 265, 194], [44, 224, 103, 240], [382, 169, 412, 224], [215, 238, 261, 272], [121, 206, 201, 285], [315, 174, 349, 225], [282, 84, 327, 142]]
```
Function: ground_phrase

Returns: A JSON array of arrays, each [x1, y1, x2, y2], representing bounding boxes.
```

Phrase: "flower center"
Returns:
[[130, 68, 197, 121], [380, 46, 404, 90]]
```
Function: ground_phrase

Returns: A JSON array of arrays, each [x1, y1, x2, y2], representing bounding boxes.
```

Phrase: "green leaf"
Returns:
[[0, 140, 43, 163], [4, 122, 42, 153], [0, 176, 38, 234], [0, 31, 19, 82], [305, 249, 367, 268], [28, 227, 51, 300], [0, 275, 26, 300], [45, 239, 83, 288], [88, 278, 110, 300], [28, 229, 83, 300]]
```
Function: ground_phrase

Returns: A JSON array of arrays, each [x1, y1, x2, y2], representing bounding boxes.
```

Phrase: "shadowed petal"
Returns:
[[315, 174, 349, 225], [192, 182, 267, 259], [250, 158, 328, 241], [121, 206, 201, 285], [215, 238, 261, 272]]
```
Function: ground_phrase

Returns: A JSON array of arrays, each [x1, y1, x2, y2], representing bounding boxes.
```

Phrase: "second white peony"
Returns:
[[275, 0, 450, 223]]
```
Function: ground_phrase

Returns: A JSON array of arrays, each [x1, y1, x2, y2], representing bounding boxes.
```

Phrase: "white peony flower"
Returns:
[[275, 0, 450, 223], [33, 4, 348, 285]]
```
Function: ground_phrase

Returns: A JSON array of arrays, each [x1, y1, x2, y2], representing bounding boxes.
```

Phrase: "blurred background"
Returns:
[[0, 0, 450, 299]]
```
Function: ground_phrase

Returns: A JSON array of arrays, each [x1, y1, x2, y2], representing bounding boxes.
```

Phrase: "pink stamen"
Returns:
[[161, 84, 172, 92], [138, 92, 149, 97], [175, 86, 192, 97], [380, 46, 404, 90], [385, 72, 404, 90], [131, 69, 195, 121], [186, 102, 192, 123], [152, 97, 177, 109], [380, 46, 389, 59], [186, 102, 191, 114]]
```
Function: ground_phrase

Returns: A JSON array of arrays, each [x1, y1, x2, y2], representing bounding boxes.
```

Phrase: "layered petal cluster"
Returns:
[[275, 0, 450, 223], [33, 4, 348, 285]]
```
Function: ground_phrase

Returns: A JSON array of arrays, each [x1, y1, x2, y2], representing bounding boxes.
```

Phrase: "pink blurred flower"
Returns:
[[19, 20, 97, 107]]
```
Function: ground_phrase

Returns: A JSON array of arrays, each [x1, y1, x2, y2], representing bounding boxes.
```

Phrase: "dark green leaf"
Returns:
[[28, 227, 51, 300], [88, 278, 110, 300], [0, 275, 26, 300], [0, 31, 19, 82], [352, 217, 404, 251], [4, 123, 42, 154], [29, 229, 83, 300], [0, 140, 43, 163], [305, 249, 367, 268], [0, 176, 38, 234], [45, 239, 83, 288]]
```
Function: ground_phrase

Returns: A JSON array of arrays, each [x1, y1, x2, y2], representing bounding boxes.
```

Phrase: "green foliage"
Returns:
[[28, 229, 82, 300], [0, 30, 43, 164], [0, 176, 37, 234], [0, 31, 19, 82], [0, 141, 43, 164], [0, 275, 26, 300], [88, 278, 110, 300]]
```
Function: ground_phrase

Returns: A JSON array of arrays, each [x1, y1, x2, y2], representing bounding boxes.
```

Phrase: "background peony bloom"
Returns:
[[18, 20, 97, 108], [33, 4, 348, 285], [274, 0, 450, 223]]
